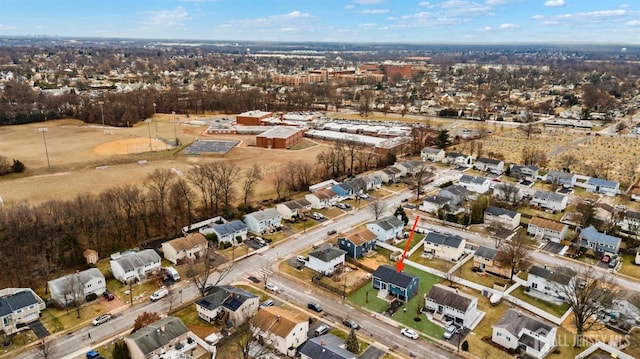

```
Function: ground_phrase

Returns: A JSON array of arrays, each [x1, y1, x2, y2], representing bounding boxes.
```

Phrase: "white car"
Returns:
[[92, 313, 112, 326], [265, 283, 279, 292], [400, 328, 419, 340], [443, 324, 459, 340]]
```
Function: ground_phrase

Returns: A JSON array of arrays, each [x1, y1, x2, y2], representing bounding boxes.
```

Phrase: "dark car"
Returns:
[[308, 302, 323, 312], [342, 318, 360, 330], [102, 289, 114, 301], [327, 229, 337, 236]]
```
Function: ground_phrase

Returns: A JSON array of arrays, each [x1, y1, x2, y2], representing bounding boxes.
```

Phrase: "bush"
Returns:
[[461, 340, 469, 351], [11, 159, 25, 173], [85, 293, 98, 302]]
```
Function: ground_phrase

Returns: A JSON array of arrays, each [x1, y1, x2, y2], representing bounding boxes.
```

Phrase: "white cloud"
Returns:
[[359, 23, 377, 29], [360, 9, 389, 14], [418, 1, 433, 7], [353, 0, 385, 4], [531, 14, 544, 19], [485, 0, 519, 4], [141, 7, 191, 29], [625, 20, 640, 26], [344, 5, 355, 10], [0, 24, 17, 31], [498, 23, 519, 29], [544, 0, 566, 7]]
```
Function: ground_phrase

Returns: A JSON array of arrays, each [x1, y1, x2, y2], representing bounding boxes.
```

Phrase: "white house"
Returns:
[[531, 190, 568, 212], [201, 219, 248, 248], [421, 147, 446, 162], [585, 177, 619, 197], [444, 152, 473, 166], [299, 333, 356, 359], [425, 284, 479, 327], [309, 179, 339, 193], [250, 306, 309, 357], [125, 316, 198, 359], [306, 246, 346, 276], [305, 188, 339, 209], [419, 195, 451, 215], [195, 285, 259, 327], [110, 249, 162, 284], [527, 217, 568, 243], [365, 216, 405, 242], [162, 232, 208, 264], [0, 288, 47, 335], [510, 164, 539, 182], [546, 171, 577, 188], [474, 157, 504, 174], [47, 268, 106, 306], [244, 208, 282, 235], [423, 232, 466, 262], [492, 309, 557, 358], [527, 265, 575, 299], [275, 198, 312, 220], [458, 175, 490, 194], [492, 183, 524, 203], [484, 206, 521, 231]]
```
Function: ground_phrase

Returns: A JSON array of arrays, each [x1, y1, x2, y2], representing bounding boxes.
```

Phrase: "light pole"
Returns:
[[98, 101, 105, 129], [145, 119, 152, 151], [172, 111, 178, 145], [39, 127, 51, 169], [153, 103, 158, 136]]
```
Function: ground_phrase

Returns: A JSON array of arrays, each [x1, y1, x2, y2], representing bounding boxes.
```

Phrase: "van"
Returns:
[[165, 267, 181, 281], [150, 287, 168, 301], [314, 324, 330, 336]]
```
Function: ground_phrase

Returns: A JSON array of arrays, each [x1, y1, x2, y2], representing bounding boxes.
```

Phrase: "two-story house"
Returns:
[[458, 175, 490, 194], [200, 220, 248, 248], [299, 333, 356, 359], [0, 288, 47, 335], [250, 306, 309, 357], [162, 232, 209, 264], [244, 208, 282, 235], [371, 265, 419, 302], [48, 268, 106, 306], [492, 309, 557, 359], [585, 177, 619, 197], [307, 246, 346, 276], [332, 182, 358, 200], [474, 157, 504, 174], [195, 285, 259, 327], [492, 183, 524, 204], [531, 190, 568, 212], [484, 206, 521, 231], [337, 229, 377, 259], [473, 246, 510, 278], [425, 284, 479, 327], [275, 198, 312, 220], [419, 195, 452, 215], [421, 147, 446, 162], [527, 217, 568, 243], [546, 171, 576, 188], [578, 225, 622, 255], [439, 185, 468, 206], [125, 316, 199, 359], [365, 216, 405, 242], [305, 188, 340, 209], [444, 152, 472, 167], [509, 164, 539, 182], [423, 232, 466, 262], [110, 249, 162, 284], [527, 265, 576, 299]]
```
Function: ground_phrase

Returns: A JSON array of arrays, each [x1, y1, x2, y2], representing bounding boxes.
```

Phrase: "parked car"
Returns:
[[400, 328, 419, 340], [255, 237, 266, 245], [342, 318, 360, 330], [335, 203, 347, 210], [358, 193, 369, 199], [296, 255, 307, 263], [150, 287, 168, 301], [609, 258, 618, 268], [314, 324, 330, 336], [102, 289, 114, 301], [265, 283, 279, 292], [311, 212, 324, 220], [92, 313, 112, 326], [327, 229, 337, 236], [602, 254, 611, 263], [260, 299, 274, 308], [308, 302, 323, 312], [443, 324, 459, 340]]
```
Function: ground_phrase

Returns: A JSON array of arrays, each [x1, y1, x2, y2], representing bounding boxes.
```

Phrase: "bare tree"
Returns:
[[495, 230, 531, 281], [370, 199, 387, 220], [235, 323, 264, 359], [190, 246, 235, 297], [146, 168, 174, 232], [412, 164, 434, 201], [557, 266, 619, 347], [36, 338, 56, 359], [242, 164, 263, 207]]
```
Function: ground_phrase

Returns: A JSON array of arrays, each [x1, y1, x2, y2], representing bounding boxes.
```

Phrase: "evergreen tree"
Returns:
[[437, 129, 452, 149], [112, 341, 131, 359], [393, 206, 409, 226], [345, 328, 360, 353], [12, 159, 25, 173]]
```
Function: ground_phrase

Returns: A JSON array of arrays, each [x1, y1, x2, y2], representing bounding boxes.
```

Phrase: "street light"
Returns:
[[39, 127, 51, 169], [98, 101, 105, 129], [145, 119, 152, 151], [153, 103, 158, 136], [172, 111, 178, 145]]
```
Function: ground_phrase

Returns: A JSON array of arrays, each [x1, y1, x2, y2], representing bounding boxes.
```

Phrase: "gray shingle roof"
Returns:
[[425, 232, 464, 248], [533, 190, 565, 203], [426, 284, 475, 312], [127, 316, 189, 355], [211, 220, 248, 236], [372, 265, 417, 288], [494, 309, 553, 338], [309, 247, 346, 262], [485, 206, 518, 219], [0, 290, 39, 317], [460, 174, 488, 185], [196, 285, 257, 312], [298, 333, 356, 359], [474, 246, 497, 260], [246, 208, 280, 222], [477, 157, 502, 165], [112, 249, 160, 272], [528, 265, 575, 285], [370, 216, 404, 231]]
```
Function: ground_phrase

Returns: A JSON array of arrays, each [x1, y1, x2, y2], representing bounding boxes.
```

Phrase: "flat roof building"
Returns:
[[256, 127, 305, 149]]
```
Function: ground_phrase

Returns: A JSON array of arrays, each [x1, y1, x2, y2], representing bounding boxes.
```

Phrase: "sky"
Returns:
[[0, 0, 638, 45]]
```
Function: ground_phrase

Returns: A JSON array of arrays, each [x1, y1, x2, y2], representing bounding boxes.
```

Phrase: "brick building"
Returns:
[[256, 127, 305, 149], [236, 110, 272, 126]]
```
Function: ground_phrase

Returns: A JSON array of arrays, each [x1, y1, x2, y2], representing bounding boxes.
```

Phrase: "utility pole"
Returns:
[[39, 127, 51, 169], [98, 101, 105, 130], [145, 119, 152, 150]]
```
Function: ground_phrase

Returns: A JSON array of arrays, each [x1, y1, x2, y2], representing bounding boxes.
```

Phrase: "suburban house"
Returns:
[[423, 232, 466, 262], [244, 208, 282, 235], [200, 220, 248, 248], [381, 166, 403, 182], [365, 216, 405, 242], [110, 249, 162, 284], [444, 152, 472, 166], [372, 169, 392, 184], [421, 147, 446, 162], [527, 217, 569, 243], [182, 216, 225, 235], [484, 206, 521, 231], [356, 173, 382, 191], [531, 190, 568, 212], [306, 246, 346, 276], [309, 179, 339, 193], [510, 164, 539, 182], [395, 160, 423, 176], [125, 316, 198, 359], [632, 187, 640, 202], [249, 306, 309, 357], [438, 185, 468, 206], [578, 225, 622, 255], [48, 268, 106, 306], [195, 285, 259, 327], [492, 183, 524, 203], [585, 177, 619, 197], [546, 171, 576, 188], [305, 187, 340, 209], [458, 174, 490, 194], [275, 198, 312, 220], [474, 157, 504, 174], [161, 232, 208, 264], [473, 246, 510, 278], [299, 333, 356, 359], [332, 182, 358, 199], [343, 177, 365, 194], [371, 265, 419, 302], [337, 228, 377, 259], [425, 284, 479, 327], [0, 288, 47, 335], [492, 309, 557, 359], [419, 195, 452, 215], [527, 265, 576, 299], [618, 210, 640, 232]]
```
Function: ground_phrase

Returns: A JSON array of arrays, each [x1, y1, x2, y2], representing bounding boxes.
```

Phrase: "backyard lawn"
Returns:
[[618, 252, 640, 278], [510, 286, 570, 317], [457, 260, 506, 288], [347, 284, 390, 314]]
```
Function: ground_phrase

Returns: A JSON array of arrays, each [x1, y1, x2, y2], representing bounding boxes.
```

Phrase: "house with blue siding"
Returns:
[[338, 229, 377, 258], [331, 182, 358, 200], [579, 225, 621, 255], [201, 220, 248, 247], [371, 265, 419, 302]]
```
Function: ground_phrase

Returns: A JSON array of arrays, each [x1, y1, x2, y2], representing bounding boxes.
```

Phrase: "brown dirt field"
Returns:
[[0, 116, 329, 206]]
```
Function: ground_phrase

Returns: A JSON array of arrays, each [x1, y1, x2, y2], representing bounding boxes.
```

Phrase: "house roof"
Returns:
[[165, 233, 208, 251], [460, 174, 487, 185], [369, 216, 404, 231], [281, 198, 312, 210], [0, 290, 40, 317], [579, 226, 621, 247], [511, 164, 538, 172], [446, 152, 467, 158], [528, 265, 575, 285], [533, 190, 566, 203], [529, 217, 567, 232], [426, 284, 476, 312], [196, 285, 257, 312], [422, 147, 443, 155], [49, 268, 105, 295], [211, 220, 248, 236], [246, 208, 280, 222], [250, 306, 307, 338], [126, 316, 189, 355], [493, 309, 554, 339], [424, 232, 464, 249], [485, 206, 518, 219], [440, 185, 468, 198], [112, 249, 160, 272], [477, 157, 502, 165], [587, 177, 619, 188], [547, 170, 575, 181], [298, 333, 357, 359], [344, 229, 377, 246], [372, 265, 418, 288], [423, 195, 451, 205], [311, 188, 338, 200], [474, 246, 498, 260], [309, 247, 346, 262]]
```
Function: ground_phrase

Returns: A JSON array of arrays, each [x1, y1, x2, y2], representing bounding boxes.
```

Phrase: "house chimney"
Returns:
[[161, 325, 166, 332], [320, 340, 326, 346]]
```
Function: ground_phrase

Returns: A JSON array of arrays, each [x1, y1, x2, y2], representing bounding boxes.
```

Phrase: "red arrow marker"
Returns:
[[396, 215, 420, 273]]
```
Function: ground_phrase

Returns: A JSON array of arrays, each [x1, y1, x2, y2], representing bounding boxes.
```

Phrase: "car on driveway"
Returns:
[[260, 299, 274, 308], [400, 328, 419, 340], [601, 254, 611, 263], [443, 324, 459, 340], [92, 313, 112, 326], [342, 318, 360, 330], [265, 283, 279, 292], [308, 302, 323, 312], [102, 289, 114, 301]]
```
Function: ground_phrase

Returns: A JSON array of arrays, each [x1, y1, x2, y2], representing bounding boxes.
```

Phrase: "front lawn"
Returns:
[[618, 252, 640, 278], [510, 286, 570, 317], [392, 298, 445, 339], [347, 284, 389, 313]]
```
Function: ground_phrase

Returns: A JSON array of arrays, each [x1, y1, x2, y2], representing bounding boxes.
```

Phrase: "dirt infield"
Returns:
[[93, 137, 173, 155]]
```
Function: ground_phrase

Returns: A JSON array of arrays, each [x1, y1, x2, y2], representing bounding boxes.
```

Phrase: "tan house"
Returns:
[[484, 206, 521, 231], [125, 316, 199, 359], [423, 232, 466, 261], [249, 306, 309, 357], [527, 217, 568, 243], [473, 246, 510, 278], [161, 233, 208, 264]]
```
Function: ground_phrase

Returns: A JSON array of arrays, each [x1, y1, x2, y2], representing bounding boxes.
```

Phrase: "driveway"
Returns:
[[359, 345, 386, 359], [27, 320, 50, 339]]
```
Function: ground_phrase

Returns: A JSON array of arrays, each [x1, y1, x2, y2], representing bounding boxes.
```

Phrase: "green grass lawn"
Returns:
[[347, 285, 389, 313], [392, 298, 445, 339], [618, 252, 640, 278], [457, 260, 505, 288], [510, 286, 570, 317], [394, 233, 425, 252]]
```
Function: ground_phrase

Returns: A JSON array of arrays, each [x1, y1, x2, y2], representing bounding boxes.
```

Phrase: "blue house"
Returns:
[[371, 265, 419, 302], [579, 225, 622, 254], [337, 229, 377, 259], [331, 182, 357, 199]]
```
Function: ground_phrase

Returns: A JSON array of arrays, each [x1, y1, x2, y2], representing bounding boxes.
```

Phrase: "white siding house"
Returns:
[[421, 147, 446, 162], [425, 284, 479, 327], [244, 208, 282, 235], [531, 190, 568, 212], [48, 268, 106, 306], [161, 233, 208, 264], [365, 216, 405, 242], [250, 306, 309, 357], [458, 175, 490, 194], [527, 217, 568, 243], [110, 249, 162, 284], [492, 309, 557, 359], [484, 206, 521, 231], [306, 247, 346, 276]]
